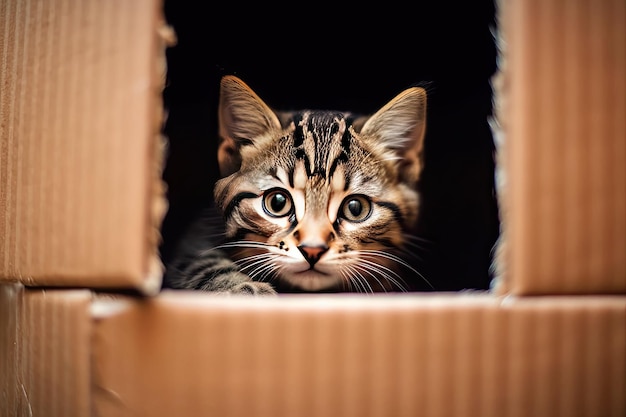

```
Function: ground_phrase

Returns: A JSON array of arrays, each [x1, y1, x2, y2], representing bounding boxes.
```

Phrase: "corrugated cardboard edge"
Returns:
[[0, 284, 93, 417], [91, 291, 626, 417]]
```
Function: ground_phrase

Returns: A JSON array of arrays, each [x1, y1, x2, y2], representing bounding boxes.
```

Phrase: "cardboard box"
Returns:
[[1, 0, 626, 417], [2, 284, 625, 417], [495, 0, 626, 295]]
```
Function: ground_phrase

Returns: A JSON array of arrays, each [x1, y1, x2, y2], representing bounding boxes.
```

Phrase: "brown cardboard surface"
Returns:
[[90, 290, 626, 417], [496, 0, 626, 294], [3, 285, 625, 417], [0, 0, 168, 293], [0, 283, 93, 417]]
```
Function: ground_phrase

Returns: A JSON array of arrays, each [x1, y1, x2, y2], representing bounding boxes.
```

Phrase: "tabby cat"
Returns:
[[164, 75, 431, 295]]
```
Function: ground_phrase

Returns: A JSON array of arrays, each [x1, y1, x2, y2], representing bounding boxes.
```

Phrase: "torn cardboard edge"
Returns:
[[143, 10, 177, 296], [2, 283, 625, 417]]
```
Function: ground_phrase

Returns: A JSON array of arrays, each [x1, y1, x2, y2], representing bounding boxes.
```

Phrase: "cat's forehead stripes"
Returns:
[[271, 112, 388, 200], [290, 111, 353, 186], [265, 111, 391, 206]]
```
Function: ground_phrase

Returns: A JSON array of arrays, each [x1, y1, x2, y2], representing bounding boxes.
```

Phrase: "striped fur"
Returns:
[[165, 76, 429, 294]]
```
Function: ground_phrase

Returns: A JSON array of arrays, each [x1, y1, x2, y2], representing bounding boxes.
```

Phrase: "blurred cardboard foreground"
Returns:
[[2, 286, 625, 417]]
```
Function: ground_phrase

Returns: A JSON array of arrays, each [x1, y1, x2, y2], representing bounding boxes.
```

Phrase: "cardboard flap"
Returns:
[[0, 0, 168, 293], [91, 292, 626, 417], [495, 0, 626, 294]]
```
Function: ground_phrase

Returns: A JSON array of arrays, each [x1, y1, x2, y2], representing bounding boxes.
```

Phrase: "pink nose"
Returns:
[[297, 245, 328, 267]]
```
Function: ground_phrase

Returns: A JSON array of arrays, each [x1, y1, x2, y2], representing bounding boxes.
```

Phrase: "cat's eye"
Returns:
[[262, 188, 293, 217], [339, 195, 372, 222]]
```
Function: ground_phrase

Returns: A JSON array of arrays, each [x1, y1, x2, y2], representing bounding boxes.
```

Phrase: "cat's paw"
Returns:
[[231, 281, 277, 296], [206, 271, 277, 295]]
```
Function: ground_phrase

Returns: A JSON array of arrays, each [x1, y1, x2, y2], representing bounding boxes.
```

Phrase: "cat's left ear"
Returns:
[[359, 87, 427, 185], [217, 75, 283, 177]]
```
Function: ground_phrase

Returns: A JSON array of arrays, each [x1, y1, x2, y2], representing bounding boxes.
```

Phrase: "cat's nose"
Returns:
[[297, 245, 328, 267]]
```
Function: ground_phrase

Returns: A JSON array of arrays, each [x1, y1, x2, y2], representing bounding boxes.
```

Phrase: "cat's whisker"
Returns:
[[212, 239, 286, 284], [258, 261, 286, 284], [352, 259, 407, 292], [337, 268, 355, 292], [402, 234, 433, 252], [351, 264, 374, 293], [359, 250, 434, 290], [236, 253, 281, 283], [359, 249, 413, 271], [338, 257, 398, 293], [236, 254, 274, 273], [242, 260, 273, 283], [233, 252, 274, 266], [358, 267, 391, 293], [247, 263, 277, 283], [405, 234, 433, 245], [398, 237, 432, 263], [352, 258, 386, 293], [191, 241, 270, 259], [341, 265, 371, 293], [213, 241, 274, 251], [240, 256, 277, 276], [356, 254, 411, 291]]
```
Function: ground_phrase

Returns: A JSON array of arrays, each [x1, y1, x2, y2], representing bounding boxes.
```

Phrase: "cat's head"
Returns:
[[214, 75, 427, 292]]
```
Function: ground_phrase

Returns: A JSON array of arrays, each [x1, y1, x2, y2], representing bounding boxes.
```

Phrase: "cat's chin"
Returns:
[[280, 269, 342, 292]]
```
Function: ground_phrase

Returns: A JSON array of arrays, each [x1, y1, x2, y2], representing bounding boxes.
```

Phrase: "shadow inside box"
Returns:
[[159, 0, 500, 294]]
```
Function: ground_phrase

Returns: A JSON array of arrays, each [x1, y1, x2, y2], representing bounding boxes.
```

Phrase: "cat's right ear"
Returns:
[[217, 75, 282, 177], [359, 86, 427, 186]]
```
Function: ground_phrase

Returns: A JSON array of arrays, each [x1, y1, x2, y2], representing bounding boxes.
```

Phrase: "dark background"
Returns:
[[160, 1, 500, 292]]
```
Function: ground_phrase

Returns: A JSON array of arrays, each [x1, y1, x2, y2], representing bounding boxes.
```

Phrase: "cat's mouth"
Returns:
[[281, 266, 340, 291], [293, 267, 329, 278]]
